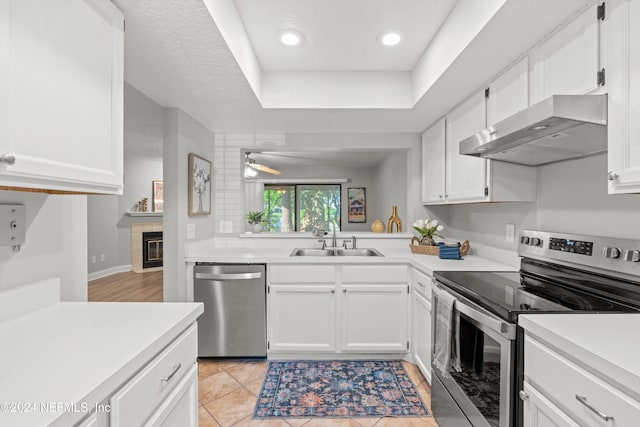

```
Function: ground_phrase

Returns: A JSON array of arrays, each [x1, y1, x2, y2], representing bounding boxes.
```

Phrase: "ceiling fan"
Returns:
[[244, 152, 282, 176]]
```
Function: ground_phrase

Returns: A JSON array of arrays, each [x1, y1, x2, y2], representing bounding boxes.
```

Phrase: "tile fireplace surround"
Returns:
[[131, 222, 163, 273]]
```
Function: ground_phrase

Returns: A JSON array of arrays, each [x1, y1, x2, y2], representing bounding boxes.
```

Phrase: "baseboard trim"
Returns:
[[89, 265, 132, 282]]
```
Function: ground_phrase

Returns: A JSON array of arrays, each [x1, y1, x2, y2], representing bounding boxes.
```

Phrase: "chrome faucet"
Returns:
[[352, 235, 357, 249], [331, 226, 337, 248], [317, 239, 327, 249]]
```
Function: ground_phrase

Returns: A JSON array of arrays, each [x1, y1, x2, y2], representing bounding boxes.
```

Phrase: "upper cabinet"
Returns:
[[529, 2, 604, 104], [0, 0, 124, 194], [487, 57, 529, 127], [607, 0, 640, 194], [422, 86, 536, 205]]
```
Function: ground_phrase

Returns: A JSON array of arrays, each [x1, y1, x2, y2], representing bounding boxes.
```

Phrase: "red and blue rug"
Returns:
[[253, 360, 429, 419]]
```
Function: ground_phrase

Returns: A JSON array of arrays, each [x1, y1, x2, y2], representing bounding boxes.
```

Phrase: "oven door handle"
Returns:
[[434, 282, 516, 340]]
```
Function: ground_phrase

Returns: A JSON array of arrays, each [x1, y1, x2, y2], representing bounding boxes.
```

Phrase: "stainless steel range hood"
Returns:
[[459, 94, 607, 166]]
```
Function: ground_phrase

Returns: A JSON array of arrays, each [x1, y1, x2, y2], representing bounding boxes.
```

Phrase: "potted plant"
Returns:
[[412, 218, 444, 246], [246, 210, 267, 233]]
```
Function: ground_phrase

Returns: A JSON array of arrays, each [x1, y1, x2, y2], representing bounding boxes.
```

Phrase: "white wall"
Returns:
[[0, 192, 87, 301], [372, 150, 409, 232], [163, 108, 215, 302], [87, 84, 164, 276]]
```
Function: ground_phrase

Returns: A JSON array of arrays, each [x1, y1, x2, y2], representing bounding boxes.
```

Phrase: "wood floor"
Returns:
[[88, 270, 163, 302]]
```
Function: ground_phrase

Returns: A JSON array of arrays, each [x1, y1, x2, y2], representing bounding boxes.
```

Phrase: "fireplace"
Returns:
[[142, 231, 163, 269]]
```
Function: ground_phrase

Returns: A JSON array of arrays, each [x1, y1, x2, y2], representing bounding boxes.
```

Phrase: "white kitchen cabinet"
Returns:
[[529, 2, 604, 105], [522, 334, 640, 427], [411, 276, 432, 384], [445, 90, 488, 202], [486, 57, 529, 126], [0, 0, 124, 194], [340, 284, 408, 353], [607, 0, 640, 194], [421, 118, 446, 204], [110, 324, 199, 427], [268, 284, 337, 352], [522, 381, 580, 427]]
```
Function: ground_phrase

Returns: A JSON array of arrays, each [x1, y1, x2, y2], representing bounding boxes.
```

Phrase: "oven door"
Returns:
[[431, 282, 516, 427]]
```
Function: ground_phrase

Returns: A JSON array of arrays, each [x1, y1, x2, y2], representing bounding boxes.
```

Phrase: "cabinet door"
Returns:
[[487, 57, 529, 126], [341, 284, 408, 352], [412, 289, 432, 384], [445, 90, 488, 202], [421, 118, 446, 204], [145, 364, 198, 427], [607, 0, 640, 194], [529, 3, 602, 104], [269, 284, 336, 352], [522, 382, 580, 427], [0, 0, 124, 194]]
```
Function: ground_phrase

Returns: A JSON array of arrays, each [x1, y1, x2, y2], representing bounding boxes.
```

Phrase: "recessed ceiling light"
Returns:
[[381, 32, 401, 46], [279, 30, 303, 46]]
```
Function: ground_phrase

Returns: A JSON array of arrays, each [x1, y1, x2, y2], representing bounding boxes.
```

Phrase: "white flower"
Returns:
[[416, 219, 425, 227], [437, 224, 444, 231], [412, 221, 419, 227], [431, 220, 438, 226]]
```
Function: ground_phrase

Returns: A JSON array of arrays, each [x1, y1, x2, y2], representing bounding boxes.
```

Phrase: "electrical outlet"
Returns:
[[506, 223, 516, 243], [91, 256, 96, 264], [100, 254, 105, 262], [187, 223, 196, 240]]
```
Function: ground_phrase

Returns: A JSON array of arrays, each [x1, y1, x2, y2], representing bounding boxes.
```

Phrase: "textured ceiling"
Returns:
[[114, 0, 595, 133], [233, 0, 457, 72]]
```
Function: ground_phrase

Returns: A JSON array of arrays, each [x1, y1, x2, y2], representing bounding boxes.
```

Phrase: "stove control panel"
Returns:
[[549, 238, 594, 256], [519, 230, 640, 277]]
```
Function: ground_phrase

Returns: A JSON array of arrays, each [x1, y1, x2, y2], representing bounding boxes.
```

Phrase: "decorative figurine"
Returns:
[[387, 205, 402, 233]]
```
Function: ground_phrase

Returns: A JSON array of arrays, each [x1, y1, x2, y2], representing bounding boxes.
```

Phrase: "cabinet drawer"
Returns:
[[269, 265, 335, 283], [110, 324, 198, 427], [525, 335, 640, 426], [411, 268, 432, 300], [342, 265, 407, 283]]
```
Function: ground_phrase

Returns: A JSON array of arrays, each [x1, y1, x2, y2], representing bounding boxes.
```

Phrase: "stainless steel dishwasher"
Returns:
[[194, 263, 266, 357]]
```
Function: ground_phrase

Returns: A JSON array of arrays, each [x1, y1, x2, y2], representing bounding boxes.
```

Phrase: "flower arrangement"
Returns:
[[412, 218, 444, 246], [245, 210, 267, 225]]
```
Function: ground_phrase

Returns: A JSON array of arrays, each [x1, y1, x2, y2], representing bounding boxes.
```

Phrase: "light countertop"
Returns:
[[519, 313, 640, 402], [185, 244, 517, 276], [0, 301, 203, 427]]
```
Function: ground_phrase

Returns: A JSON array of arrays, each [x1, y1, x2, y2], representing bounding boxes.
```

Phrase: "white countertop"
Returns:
[[519, 313, 640, 402], [185, 244, 517, 275], [0, 301, 203, 427]]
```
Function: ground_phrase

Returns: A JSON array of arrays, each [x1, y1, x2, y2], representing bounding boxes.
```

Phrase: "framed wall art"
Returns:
[[188, 153, 211, 215], [347, 187, 366, 223], [152, 180, 163, 212]]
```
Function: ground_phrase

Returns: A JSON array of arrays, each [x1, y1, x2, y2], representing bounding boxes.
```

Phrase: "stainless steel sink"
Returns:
[[290, 248, 335, 256], [290, 248, 383, 257], [335, 248, 384, 257]]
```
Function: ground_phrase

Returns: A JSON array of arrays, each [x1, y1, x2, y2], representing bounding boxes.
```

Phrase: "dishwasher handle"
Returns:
[[195, 272, 263, 281]]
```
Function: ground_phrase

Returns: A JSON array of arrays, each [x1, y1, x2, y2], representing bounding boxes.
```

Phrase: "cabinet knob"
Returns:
[[0, 153, 16, 165], [438, 194, 443, 199], [519, 390, 529, 401], [343, 288, 347, 293], [607, 171, 619, 181], [330, 288, 335, 294]]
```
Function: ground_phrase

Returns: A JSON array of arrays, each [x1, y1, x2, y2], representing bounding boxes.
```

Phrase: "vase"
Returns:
[[418, 236, 436, 246], [252, 223, 263, 233], [371, 220, 385, 233]]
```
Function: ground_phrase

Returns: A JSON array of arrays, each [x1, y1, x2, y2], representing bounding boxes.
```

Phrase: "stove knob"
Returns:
[[520, 236, 530, 245], [623, 250, 640, 262], [603, 247, 621, 259], [530, 238, 542, 247]]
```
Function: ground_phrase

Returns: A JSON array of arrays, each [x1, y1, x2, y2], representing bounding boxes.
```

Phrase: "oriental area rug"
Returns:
[[253, 360, 429, 419]]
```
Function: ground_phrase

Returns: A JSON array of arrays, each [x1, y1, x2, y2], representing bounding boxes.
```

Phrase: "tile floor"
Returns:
[[198, 359, 439, 427]]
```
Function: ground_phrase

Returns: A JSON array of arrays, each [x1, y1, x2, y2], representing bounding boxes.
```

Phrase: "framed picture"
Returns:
[[188, 153, 212, 215], [152, 180, 163, 212], [347, 187, 366, 223]]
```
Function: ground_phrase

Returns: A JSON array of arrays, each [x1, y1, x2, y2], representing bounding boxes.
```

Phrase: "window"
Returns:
[[264, 184, 341, 232]]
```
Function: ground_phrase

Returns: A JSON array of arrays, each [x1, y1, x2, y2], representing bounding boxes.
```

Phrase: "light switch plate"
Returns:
[[187, 223, 196, 240], [0, 204, 26, 247], [506, 223, 515, 243]]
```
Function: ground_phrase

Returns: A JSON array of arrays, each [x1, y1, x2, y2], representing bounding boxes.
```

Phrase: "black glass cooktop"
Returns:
[[434, 270, 635, 322]]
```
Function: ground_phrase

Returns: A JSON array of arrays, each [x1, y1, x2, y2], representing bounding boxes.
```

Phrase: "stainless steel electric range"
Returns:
[[431, 230, 640, 427]]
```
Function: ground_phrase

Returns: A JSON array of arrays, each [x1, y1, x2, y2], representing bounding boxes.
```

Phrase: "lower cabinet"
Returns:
[[411, 288, 432, 383], [522, 333, 640, 427], [267, 264, 409, 355], [268, 284, 337, 352], [110, 324, 198, 427]]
